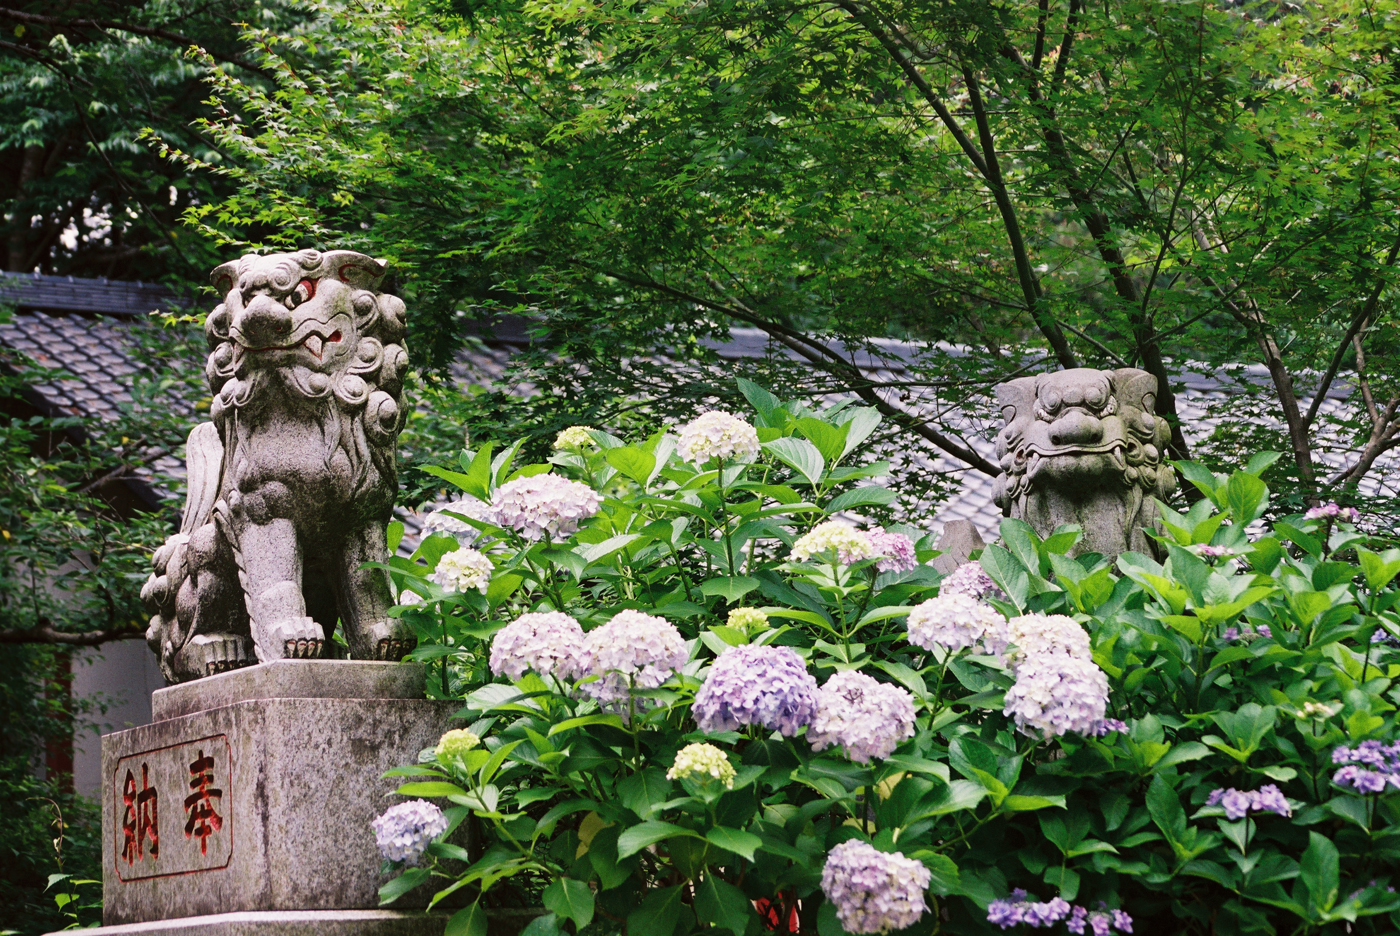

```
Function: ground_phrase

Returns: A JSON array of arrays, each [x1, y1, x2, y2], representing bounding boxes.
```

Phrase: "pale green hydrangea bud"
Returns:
[[666, 742, 736, 788], [435, 728, 481, 762], [554, 426, 597, 451], [727, 607, 769, 633]]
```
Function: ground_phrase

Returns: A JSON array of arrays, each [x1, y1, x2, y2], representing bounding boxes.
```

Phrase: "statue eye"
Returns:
[[1042, 390, 1061, 411], [290, 278, 318, 306]]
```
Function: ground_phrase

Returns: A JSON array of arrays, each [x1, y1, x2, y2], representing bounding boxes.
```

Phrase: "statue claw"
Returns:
[[375, 637, 415, 661], [284, 637, 324, 659]]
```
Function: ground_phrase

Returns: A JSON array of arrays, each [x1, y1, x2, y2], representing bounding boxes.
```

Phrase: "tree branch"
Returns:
[[0, 619, 145, 647]]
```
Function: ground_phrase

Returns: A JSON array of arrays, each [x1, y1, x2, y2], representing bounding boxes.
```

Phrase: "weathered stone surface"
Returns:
[[930, 519, 987, 574], [102, 663, 462, 925], [140, 250, 416, 683], [992, 368, 1175, 558], [48, 910, 448, 936], [152, 660, 428, 721]]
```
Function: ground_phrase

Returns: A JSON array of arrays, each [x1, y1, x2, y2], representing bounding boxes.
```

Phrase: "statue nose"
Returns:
[[236, 294, 293, 346], [1048, 409, 1104, 446]]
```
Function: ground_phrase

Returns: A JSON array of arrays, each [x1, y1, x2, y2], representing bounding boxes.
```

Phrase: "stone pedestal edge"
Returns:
[[45, 910, 449, 936]]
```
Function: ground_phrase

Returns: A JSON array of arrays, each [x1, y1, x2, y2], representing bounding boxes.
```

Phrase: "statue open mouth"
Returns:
[[234, 328, 343, 361]]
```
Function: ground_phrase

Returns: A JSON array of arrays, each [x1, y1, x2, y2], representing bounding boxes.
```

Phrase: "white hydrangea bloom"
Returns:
[[820, 840, 931, 934], [490, 611, 588, 682], [906, 593, 1004, 653], [581, 609, 688, 722], [791, 521, 877, 565], [667, 742, 736, 788], [676, 411, 760, 465], [490, 473, 600, 541], [396, 588, 425, 607], [423, 497, 493, 543], [999, 614, 1092, 666], [554, 426, 597, 450], [808, 670, 916, 764], [428, 546, 493, 594], [1003, 654, 1110, 738]]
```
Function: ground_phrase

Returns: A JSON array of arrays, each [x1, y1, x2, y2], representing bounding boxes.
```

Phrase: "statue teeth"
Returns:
[[303, 334, 323, 359]]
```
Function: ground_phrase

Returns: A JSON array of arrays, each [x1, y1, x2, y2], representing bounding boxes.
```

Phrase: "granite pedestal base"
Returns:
[[100, 661, 462, 927], [52, 910, 448, 936]]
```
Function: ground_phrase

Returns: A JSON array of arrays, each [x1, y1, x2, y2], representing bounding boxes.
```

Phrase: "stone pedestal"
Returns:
[[58, 910, 450, 936], [98, 661, 461, 928]]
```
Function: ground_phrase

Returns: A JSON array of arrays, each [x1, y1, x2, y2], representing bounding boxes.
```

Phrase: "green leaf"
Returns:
[[519, 914, 564, 936], [542, 877, 594, 929], [981, 546, 1030, 611], [795, 417, 849, 464], [1146, 775, 1186, 844], [446, 902, 489, 936], [576, 534, 640, 564], [737, 378, 785, 427], [1224, 471, 1269, 524], [825, 485, 898, 512], [763, 437, 824, 486], [549, 713, 625, 736], [695, 874, 752, 936], [627, 885, 685, 936], [1300, 831, 1339, 913], [386, 520, 404, 555], [605, 446, 657, 485], [616, 820, 694, 858], [617, 768, 673, 820], [395, 781, 468, 798], [378, 867, 430, 905], [699, 575, 760, 602], [706, 826, 762, 861]]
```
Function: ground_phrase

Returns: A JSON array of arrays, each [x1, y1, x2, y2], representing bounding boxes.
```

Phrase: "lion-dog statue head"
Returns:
[[142, 250, 415, 682], [992, 368, 1175, 558]]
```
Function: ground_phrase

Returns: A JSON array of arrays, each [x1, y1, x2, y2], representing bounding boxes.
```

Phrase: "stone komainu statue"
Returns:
[[992, 368, 1176, 558], [141, 250, 417, 682]]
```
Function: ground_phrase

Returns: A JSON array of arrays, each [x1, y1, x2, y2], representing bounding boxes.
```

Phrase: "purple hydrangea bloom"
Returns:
[[1221, 626, 1240, 641], [1305, 502, 1359, 522], [490, 473, 600, 541], [1372, 629, 1400, 648], [489, 611, 587, 682], [692, 644, 819, 737], [809, 671, 916, 764], [940, 561, 998, 600], [1331, 741, 1400, 793], [1257, 624, 1272, 639], [820, 840, 931, 934], [1067, 906, 1088, 934], [867, 527, 919, 573], [371, 800, 449, 864], [580, 610, 688, 723], [1112, 909, 1134, 933], [987, 891, 1075, 930], [1003, 654, 1109, 738], [1088, 718, 1130, 737], [1206, 785, 1293, 818]]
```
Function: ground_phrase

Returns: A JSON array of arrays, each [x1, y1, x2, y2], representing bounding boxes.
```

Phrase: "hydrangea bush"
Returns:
[[372, 382, 1400, 936]]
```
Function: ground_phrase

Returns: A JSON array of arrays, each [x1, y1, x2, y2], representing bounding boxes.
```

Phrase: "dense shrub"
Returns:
[[377, 382, 1400, 936]]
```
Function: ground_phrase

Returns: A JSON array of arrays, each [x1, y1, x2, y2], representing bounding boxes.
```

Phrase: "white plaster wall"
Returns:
[[72, 639, 165, 799]]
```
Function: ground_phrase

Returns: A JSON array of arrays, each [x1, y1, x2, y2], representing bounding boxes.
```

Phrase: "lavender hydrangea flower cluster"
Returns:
[[692, 644, 819, 737], [1372, 629, 1400, 648], [987, 892, 1132, 934], [940, 561, 998, 600], [1003, 654, 1109, 738], [1088, 718, 1129, 737], [489, 611, 588, 682], [1305, 502, 1360, 522], [428, 546, 494, 593], [819, 840, 931, 934], [1195, 544, 1233, 559], [676, 411, 761, 465], [791, 521, 877, 565], [867, 527, 919, 573], [906, 593, 1003, 653], [581, 609, 688, 720], [371, 800, 449, 864], [1205, 784, 1292, 819], [808, 670, 916, 764], [490, 473, 600, 541], [1221, 623, 1271, 642], [1332, 740, 1400, 793]]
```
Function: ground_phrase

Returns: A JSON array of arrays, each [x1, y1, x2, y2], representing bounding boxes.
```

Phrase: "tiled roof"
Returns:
[[2, 277, 1395, 547]]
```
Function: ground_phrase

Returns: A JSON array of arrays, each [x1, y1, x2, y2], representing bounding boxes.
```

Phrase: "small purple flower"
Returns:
[[1305, 502, 1360, 522], [1067, 906, 1088, 934], [1372, 629, 1400, 648], [1112, 909, 1134, 933], [1221, 626, 1240, 641], [1206, 786, 1291, 818], [1089, 718, 1129, 737], [1257, 624, 1272, 639], [1334, 765, 1393, 793], [1253, 784, 1291, 817], [1219, 788, 1253, 820], [987, 891, 1073, 929], [867, 527, 919, 573], [1197, 544, 1231, 559], [1331, 738, 1400, 793], [692, 644, 819, 737]]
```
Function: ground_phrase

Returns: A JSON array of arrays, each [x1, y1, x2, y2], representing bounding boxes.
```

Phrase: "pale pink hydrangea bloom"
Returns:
[[490, 473, 599, 541], [581, 610, 688, 721], [999, 613, 1092, 665], [489, 611, 588, 682], [906, 593, 1004, 653], [867, 527, 918, 573], [676, 411, 760, 465], [808, 670, 915, 764]]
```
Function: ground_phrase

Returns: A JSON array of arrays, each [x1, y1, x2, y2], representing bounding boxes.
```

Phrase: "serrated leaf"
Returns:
[[542, 877, 594, 928], [763, 437, 824, 486], [699, 575, 760, 601], [706, 826, 762, 860]]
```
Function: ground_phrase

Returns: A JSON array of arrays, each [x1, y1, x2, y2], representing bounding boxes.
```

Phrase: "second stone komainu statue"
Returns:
[[992, 367, 1177, 559], [141, 250, 417, 682]]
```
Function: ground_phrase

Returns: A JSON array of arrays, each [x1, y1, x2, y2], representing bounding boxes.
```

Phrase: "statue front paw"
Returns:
[[375, 636, 417, 661], [256, 615, 325, 662], [186, 632, 255, 678]]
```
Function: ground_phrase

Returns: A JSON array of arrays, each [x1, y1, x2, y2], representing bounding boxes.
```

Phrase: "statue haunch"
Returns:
[[992, 368, 1176, 558], [141, 250, 416, 682]]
